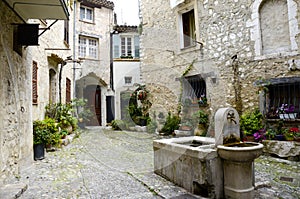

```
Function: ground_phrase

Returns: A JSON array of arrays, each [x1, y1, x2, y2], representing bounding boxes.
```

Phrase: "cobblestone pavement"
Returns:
[[10, 127, 300, 198]]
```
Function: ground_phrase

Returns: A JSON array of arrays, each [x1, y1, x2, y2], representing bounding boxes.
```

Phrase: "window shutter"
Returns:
[[66, 78, 71, 103], [134, 36, 140, 58], [113, 35, 120, 58], [32, 61, 38, 104]]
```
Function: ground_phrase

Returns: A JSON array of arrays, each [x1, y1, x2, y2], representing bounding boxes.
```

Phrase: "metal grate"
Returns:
[[267, 82, 300, 119]]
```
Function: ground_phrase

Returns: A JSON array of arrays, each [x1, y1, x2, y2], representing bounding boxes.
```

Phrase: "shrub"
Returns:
[[160, 112, 181, 135], [111, 120, 128, 130], [147, 119, 158, 133], [33, 118, 60, 147], [240, 109, 264, 136]]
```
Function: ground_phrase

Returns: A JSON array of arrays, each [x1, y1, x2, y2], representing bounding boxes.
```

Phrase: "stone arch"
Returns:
[[259, 0, 290, 54]]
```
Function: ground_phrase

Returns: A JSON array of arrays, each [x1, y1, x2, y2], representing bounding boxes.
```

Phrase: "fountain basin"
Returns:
[[153, 136, 223, 198], [217, 142, 263, 199], [217, 142, 264, 162]]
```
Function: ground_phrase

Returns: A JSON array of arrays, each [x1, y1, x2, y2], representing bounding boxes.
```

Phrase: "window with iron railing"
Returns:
[[265, 80, 300, 120], [182, 75, 207, 106]]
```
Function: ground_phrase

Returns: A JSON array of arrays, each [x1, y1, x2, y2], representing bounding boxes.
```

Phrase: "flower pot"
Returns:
[[33, 143, 45, 160], [279, 113, 297, 119], [78, 122, 86, 129], [275, 134, 285, 141], [245, 135, 255, 142]]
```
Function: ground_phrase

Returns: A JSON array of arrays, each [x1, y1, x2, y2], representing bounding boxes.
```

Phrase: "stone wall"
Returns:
[[140, 0, 300, 129], [0, 1, 32, 185]]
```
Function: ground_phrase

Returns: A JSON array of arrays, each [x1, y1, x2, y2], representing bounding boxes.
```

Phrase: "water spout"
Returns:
[[227, 110, 237, 124]]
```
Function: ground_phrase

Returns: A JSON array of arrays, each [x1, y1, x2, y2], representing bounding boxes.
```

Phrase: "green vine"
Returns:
[[182, 59, 196, 77], [178, 59, 197, 114]]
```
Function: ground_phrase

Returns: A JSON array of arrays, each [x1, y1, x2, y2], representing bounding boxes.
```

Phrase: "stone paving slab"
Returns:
[[0, 183, 27, 199], [1, 127, 299, 198]]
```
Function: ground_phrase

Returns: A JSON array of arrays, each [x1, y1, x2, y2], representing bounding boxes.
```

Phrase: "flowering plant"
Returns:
[[277, 104, 295, 114], [253, 128, 266, 142], [289, 127, 299, 133]]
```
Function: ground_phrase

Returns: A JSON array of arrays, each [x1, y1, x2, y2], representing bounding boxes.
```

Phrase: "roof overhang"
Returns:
[[5, 0, 69, 20]]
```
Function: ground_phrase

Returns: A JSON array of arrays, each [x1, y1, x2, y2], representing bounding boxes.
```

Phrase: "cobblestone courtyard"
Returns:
[[2, 127, 299, 198]]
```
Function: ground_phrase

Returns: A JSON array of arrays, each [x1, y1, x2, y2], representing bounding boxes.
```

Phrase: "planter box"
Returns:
[[279, 113, 297, 119]]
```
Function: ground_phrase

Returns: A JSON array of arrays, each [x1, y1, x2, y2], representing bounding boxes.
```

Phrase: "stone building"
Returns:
[[112, 25, 141, 121], [74, 0, 114, 126], [0, 0, 70, 185], [139, 0, 300, 132]]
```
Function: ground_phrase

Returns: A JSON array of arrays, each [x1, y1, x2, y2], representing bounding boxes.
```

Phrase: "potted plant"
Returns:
[[277, 104, 297, 119], [253, 128, 266, 142], [160, 112, 181, 135], [73, 98, 92, 128], [285, 127, 299, 141], [33, 120, 50, 160], [265, 129, 276, 140], [240, 109, 264, 141], [192, 110, 209, 136], [33, 120, 47, 160]]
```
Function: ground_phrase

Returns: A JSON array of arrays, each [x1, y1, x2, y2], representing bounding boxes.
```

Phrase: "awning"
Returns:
[[170, 0, 185, 9], [5, 0, 69, 20], [254, 77, 300, 86]]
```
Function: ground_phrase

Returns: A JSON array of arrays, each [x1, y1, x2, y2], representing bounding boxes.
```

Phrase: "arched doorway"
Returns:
[[84, 85, 102, 126], [49, 69, 57, 103]]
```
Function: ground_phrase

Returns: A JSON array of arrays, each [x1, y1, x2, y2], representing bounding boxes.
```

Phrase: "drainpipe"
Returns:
[[72, 0, 77, 99]]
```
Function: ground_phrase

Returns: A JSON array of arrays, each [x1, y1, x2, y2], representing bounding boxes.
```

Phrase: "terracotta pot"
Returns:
[[245, 135, 255, 142]]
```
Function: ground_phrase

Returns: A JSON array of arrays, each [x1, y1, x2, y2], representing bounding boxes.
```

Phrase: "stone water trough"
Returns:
[[154, 107, 264, 199], [153, 136, 222, 198]]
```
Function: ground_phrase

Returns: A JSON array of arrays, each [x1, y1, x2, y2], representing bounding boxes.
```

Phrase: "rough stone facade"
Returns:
[[0, 0, 72, 185], [30, 18, 74, 121], [74, 0, 114, 126], [140, 0, 300, 130], [0, 1, 32, 185]]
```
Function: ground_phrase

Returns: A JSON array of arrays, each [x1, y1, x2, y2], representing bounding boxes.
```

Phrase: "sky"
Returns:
[[112, 0, 140, 25]]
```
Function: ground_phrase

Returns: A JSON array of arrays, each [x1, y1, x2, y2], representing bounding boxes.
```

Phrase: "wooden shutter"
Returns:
[[32, 61, 38, 104], [66, 78, 71, 103]]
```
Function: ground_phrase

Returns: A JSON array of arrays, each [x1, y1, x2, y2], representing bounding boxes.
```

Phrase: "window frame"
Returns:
[[179, 8, 196, 49], [182, 75, 207, 105], [64, 20, 69, 45], [78, 36, 98, 59], [121, 36, 133, 58], [80, 5, 94, 23], [32, 61, 38, 105], [124, 76, 133, 85], [250, 0, 299, 59]]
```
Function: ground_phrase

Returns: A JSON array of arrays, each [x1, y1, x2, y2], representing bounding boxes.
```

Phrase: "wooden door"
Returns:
[[84, 85, 101, 126]]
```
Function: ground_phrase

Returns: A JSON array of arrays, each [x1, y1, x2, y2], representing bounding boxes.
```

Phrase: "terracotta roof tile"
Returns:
[[81, 0, 114, 10], [113, 25, 138, 33]]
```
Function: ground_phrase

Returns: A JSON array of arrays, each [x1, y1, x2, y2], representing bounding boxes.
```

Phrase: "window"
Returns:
[[259, 0, 290, 54], [265, 79, 300, 120], [80, 6, 93, 22], [64, 20, 69, 44], [181, 9, 195, 48], [182, 75, 206, 105], [113, 34, 140, 59], [125, 76, 132, 85], [66, 78, 71, 103], [78, 36, 98, 59], [250, 0, 299, 56], [32, 61, 38, 104], [121, 37, 132, 57]]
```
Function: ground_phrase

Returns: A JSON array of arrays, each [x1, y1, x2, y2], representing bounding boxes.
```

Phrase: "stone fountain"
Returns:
[[215, 107, 263, 199], [153, 107, 263, 199]]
